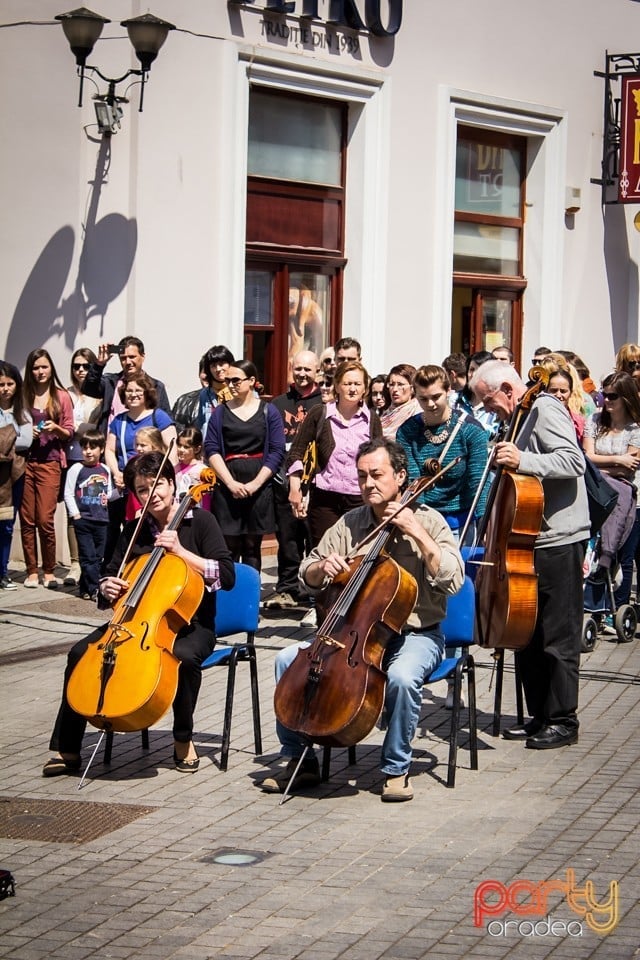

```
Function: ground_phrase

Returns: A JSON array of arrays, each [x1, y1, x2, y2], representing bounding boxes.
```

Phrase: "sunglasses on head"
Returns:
[[603, 392, 620, 401]]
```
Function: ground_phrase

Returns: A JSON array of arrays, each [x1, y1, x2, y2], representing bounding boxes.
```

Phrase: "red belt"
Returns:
[[225, 453, 263, 461]]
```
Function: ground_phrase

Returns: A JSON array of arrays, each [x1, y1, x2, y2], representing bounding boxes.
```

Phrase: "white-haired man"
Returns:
[[470, 360, 589, 749]]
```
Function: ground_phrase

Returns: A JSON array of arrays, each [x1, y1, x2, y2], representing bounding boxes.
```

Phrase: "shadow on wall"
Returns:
[[604, 202, 638, 347], [3, 138, 137, 367]]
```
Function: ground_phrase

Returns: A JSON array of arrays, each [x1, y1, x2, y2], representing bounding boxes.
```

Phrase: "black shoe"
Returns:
[[503, 720, 543, 741], [525, 724, 578, 750], [173, 749, 200, 773]]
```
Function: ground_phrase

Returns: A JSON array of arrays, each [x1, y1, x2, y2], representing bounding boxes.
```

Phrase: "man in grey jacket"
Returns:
[[471, 360, 590, 749]]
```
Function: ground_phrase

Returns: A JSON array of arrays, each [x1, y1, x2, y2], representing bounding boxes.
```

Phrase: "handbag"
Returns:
[[583, 456, 619, 537]]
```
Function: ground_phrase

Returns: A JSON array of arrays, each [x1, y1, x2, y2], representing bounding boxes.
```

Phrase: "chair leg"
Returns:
[[467, 655, 478, 772], [321, 745, 331, 782], [514, 657, 525, 725], [220, 649, 239, 772], [446, 661, 464, 787], [492, 649, 504, 737], [104, 730, 114, 764], [248, 646, 262, 755], [142, 729, 149, 750]]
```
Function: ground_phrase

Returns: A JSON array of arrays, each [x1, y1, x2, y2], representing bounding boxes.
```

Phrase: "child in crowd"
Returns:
[[175, 427, 210, 511], [134, 427, 166, 456], [125, 427, 167, 520], [63, 430, 113, 600]]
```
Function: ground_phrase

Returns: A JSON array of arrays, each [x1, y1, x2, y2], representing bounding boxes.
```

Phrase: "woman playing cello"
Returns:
[[42, 452, 235, 777]]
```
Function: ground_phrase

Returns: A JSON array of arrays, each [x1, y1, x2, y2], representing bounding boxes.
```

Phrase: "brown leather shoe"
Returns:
[[381, 774, 413, 802]]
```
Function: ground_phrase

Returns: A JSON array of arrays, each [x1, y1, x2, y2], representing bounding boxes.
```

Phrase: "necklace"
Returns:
[[423, 408, 453, 445]]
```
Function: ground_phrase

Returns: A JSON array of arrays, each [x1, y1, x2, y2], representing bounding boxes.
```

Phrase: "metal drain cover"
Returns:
[[0, 796, 156, 844]]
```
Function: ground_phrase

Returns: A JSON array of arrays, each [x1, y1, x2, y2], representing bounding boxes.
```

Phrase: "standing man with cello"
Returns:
[[260, 438, 464, 802], [42, 452, 235, 777], [470, 360, 590, 750]]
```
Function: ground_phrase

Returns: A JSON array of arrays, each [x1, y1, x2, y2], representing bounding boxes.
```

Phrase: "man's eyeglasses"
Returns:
[[72, 362, 89, 370], [224, 377, 248, 386], [603, 392, 620, 401]]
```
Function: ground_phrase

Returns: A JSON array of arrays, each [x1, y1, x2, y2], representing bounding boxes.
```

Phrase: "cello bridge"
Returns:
[[317, 634, 345, 649]]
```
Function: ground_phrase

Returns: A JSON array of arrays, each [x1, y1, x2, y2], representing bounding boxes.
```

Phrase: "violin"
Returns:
[[67, 469, 217, 733], [473, 367, 548, 650], [274, 461, 461, 748]]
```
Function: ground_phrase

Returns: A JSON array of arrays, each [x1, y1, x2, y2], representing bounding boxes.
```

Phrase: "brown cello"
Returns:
[[274, 461, 461, 748], [67, 469, 217, 733], [473, 368, 548, 651]]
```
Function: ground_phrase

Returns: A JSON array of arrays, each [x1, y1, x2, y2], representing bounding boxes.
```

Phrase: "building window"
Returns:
[[452, 127, 527, 364], [244, 89, 347, 393]]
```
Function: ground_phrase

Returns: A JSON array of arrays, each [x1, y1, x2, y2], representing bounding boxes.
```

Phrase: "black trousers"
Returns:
[[49, 620, 216, 754], [308, 487, 362, 548], [273, 479, 311, 595], [516, 541, 585, 730]]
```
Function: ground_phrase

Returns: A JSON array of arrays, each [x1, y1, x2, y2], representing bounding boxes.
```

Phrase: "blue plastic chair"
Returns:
[[321, 573, 478, 789], [201, 562, 262, 771], [430, 574, 478, 786]]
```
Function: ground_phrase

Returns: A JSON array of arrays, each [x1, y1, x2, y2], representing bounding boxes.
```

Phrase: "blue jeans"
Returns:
[[274, 627, 444, 777], [73, 518, 108, 596]]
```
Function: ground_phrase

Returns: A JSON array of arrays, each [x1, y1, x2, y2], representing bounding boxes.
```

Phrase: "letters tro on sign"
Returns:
[[227, 0, 403, 38]]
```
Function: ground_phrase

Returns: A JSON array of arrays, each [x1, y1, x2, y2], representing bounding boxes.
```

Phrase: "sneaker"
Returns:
[[0, 577, 18, 590], [64, 562, 82, 586], [301, 607, 317, 628], [445, 683, 465, 710], [260, 757, 321, 794], [263, 590, 298, 610], [381, 773, 413, 802]]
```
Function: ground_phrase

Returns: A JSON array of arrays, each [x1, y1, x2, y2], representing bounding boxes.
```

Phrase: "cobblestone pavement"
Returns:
[[0, 560, 639, 959]]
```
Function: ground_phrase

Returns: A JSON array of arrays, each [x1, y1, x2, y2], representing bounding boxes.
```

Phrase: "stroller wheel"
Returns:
[[581, 617, 598, 653], [614, 605, 638, 643]]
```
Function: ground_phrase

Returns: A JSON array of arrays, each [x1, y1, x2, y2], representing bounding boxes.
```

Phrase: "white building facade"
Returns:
[[2, 0, 640, 398]]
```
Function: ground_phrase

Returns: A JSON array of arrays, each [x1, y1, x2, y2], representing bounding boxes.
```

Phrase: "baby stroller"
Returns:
[[582, 475, 638, 651]]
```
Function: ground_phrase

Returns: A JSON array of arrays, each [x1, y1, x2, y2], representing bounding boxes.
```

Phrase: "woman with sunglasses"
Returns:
[[63, 348, 102, 585], [204, 359, 285, 571], [379, 364, 421, 439], [583, 371, 640, 605], [615, 343, 640, 390], [20, 349, 74, 588]]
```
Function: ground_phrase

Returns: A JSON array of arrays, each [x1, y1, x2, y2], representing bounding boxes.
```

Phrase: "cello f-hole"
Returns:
[[139, 621, 150, 651], [347, 631, 360, 667]]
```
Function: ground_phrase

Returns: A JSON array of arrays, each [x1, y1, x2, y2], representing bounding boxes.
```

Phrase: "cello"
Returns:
[[274, 460, 461, 748], [472, 367, 548, 651], [67, 468, 217, 733]]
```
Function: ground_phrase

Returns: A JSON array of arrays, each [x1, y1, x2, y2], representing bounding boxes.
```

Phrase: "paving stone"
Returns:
[[0, 561, 638, 959]]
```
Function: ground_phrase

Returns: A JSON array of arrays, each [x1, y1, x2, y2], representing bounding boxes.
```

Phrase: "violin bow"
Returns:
[[345, 456, 463, 560], [116, 439, 175, 579]]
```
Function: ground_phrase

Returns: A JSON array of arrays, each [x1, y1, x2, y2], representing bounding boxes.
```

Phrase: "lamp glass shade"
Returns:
[[55, 7, 110, 66], [121, 13, 175, 71]]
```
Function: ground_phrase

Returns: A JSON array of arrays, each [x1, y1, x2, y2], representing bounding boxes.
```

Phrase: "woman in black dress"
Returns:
[[204, 360, 285, 571]]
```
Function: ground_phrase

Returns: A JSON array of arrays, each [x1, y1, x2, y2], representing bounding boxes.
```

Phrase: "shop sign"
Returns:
[[228, 0, 403, 37], [618, 74, 640, 203]]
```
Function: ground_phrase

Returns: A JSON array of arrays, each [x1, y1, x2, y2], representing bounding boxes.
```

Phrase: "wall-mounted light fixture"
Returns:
[[55, 6, 175, 134]]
